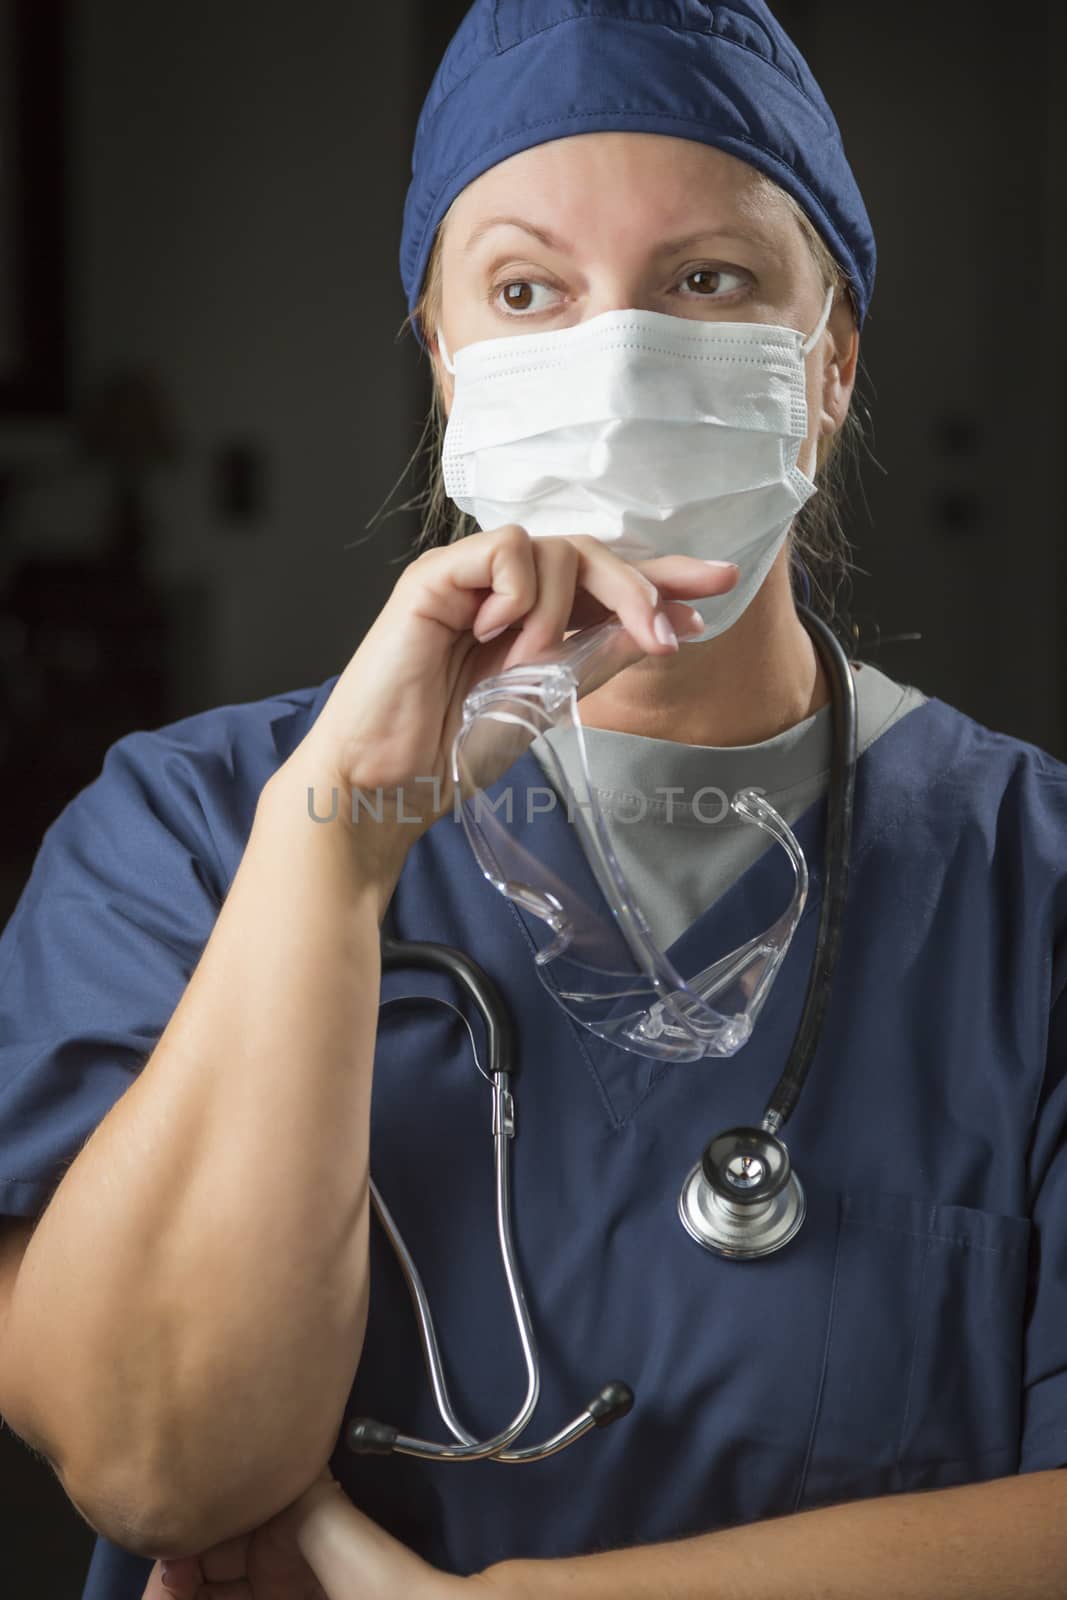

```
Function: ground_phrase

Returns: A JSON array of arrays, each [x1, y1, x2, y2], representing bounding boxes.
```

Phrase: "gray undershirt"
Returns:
[[529, 662, 927, 951]]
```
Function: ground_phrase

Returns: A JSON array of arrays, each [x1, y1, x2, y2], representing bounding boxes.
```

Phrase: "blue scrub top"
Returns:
[[1, 679, 1066, 1596]]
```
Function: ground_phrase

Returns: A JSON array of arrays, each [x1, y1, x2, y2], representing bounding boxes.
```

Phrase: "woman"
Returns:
[[0, 4, 1064, 1597]]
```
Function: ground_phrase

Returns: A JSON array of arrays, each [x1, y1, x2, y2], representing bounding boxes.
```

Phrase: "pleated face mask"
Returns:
[[438, 286, 834, 641]]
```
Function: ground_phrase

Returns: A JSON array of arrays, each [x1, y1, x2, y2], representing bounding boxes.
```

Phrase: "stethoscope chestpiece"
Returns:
[[678, 1125, 805, 1260]]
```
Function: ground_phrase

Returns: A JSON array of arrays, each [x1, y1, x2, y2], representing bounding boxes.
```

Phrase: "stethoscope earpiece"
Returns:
[[678, 1125, 806, 1260]]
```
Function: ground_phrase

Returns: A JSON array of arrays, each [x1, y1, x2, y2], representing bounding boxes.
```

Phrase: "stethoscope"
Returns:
[[346, 603, 856, 1464]]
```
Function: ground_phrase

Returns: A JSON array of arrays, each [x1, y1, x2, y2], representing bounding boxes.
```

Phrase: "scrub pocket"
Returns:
[[796, 1188, 1031, 1509]]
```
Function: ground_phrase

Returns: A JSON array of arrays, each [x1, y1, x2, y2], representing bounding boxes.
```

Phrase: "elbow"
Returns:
[[62, 1467, 251, 1562], [60, 1469, 178, 1563], [0, 1415, 169, 1555], [62, 1432, 336, 1562]]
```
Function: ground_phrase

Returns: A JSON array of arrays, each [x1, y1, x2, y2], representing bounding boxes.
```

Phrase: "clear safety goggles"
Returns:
[[450, 620, 808, 1063]]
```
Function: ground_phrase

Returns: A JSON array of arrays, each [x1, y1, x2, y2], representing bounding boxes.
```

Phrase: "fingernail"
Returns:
[[678, 607, 706, 635], [479, 622, 509, 642], [702, 560, 740, 572], [653, 612, 678, 649], [161, 1569, 178, 1594]]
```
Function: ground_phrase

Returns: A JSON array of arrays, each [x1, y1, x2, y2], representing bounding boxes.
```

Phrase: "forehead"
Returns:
[[445, 132, 794, 245]]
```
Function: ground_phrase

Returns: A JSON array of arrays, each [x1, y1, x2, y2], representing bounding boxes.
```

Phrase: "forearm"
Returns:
[[485, 1471, 1067, 1600], [293, 1473, 465, 1600], [4, 755, 401, 1555]]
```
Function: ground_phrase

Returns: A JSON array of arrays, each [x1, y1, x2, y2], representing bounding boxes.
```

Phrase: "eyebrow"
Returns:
[[461, 216, 773, 257]]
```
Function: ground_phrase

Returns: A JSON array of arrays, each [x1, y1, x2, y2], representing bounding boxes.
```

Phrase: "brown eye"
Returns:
[[685, 269, 723, 295], [678, 266, 747, 300], [492, 279, 559, 316], [502, 281, 534, 310]]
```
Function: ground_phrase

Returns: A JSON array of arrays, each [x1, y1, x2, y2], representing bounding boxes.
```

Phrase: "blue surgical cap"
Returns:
[[400, 0, 876, 337]]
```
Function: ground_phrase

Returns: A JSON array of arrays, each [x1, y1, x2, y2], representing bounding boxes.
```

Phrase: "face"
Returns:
[[432, 132, 858, 471]]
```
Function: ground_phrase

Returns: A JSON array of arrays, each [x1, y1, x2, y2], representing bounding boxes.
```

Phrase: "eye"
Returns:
[[677, 267, 749, 298], [493, 279, 560, 316]]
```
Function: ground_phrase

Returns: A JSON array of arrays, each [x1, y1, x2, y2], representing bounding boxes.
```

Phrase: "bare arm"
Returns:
[[482, 1471, 1067, 1600], [0, 530, 731, 1564], [152, 1463, 1066, 1600], [0, 750, 402, 1559]]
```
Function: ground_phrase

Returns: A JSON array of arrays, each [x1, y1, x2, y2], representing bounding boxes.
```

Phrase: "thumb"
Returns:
[[142, 1557, 201, 1598]]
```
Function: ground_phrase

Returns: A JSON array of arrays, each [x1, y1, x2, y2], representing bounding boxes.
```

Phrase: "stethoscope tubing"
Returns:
[[351, 603, 854, 1457], [763, 605, 857, 1130], [366, 1077, 544, 1461], [358, 980, 626, 1461]]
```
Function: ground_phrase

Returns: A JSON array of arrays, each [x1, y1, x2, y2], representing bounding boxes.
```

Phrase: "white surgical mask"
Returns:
[[438, 286, 834, 640]]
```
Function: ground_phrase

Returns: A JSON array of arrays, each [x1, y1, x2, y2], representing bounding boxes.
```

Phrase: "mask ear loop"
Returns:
[[801, 284, 835, 356], [437, 328, 457, 376]]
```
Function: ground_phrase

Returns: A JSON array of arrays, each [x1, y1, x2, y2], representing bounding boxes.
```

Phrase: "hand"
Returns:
[[138, 1471, 330, 1600], [140, 1467, 478, 1600], [287, 525, 738, 842]]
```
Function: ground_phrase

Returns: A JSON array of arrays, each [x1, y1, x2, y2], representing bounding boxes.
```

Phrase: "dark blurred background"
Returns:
[[0, 1, 1063, 1592]]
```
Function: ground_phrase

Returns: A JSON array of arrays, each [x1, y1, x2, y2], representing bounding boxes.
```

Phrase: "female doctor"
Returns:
[[0, 4, 1065, 1598]]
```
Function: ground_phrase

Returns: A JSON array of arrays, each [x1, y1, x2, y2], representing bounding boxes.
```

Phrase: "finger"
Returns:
[[561, 589, 703, 634], [561, 536, 682, 655], [633, 554, 740, 599], [557, 553, 739, 626], [399, 524, 539, 640], [141, 1558, 201, 1599], [558, 560, 738, 646], [490, 537, 581, 665], [664, 599, 711, 639], [141, 1565, 159, 1600], [156, 1557, 202, 1599]]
